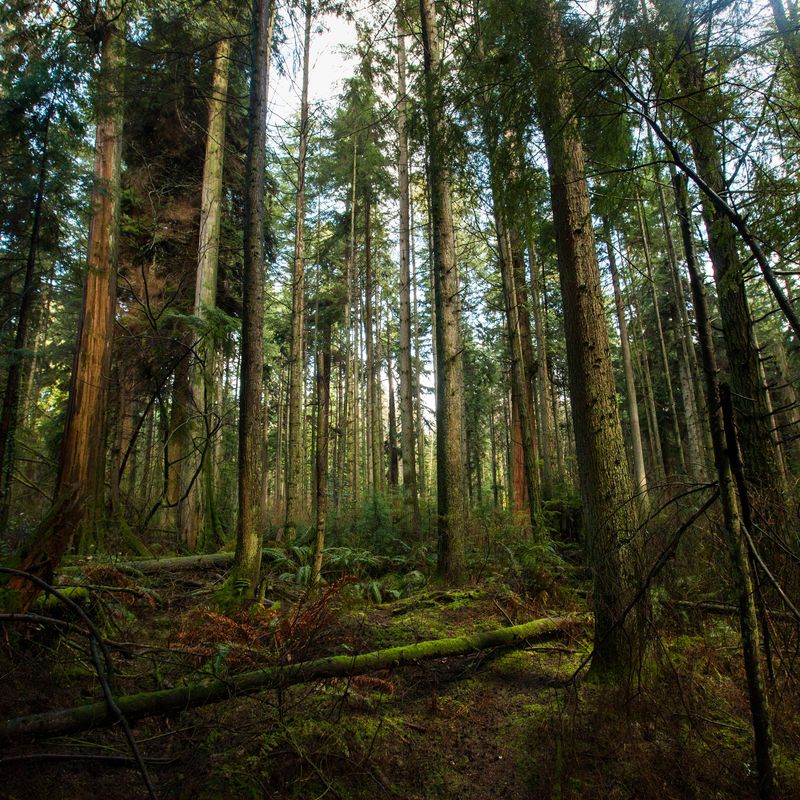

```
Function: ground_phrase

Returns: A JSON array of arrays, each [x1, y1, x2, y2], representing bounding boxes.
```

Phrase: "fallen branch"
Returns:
[[0, 614, 586, 743]]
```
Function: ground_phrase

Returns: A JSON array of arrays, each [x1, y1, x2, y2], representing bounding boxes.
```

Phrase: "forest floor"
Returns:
[[2, 555, 800, 800]]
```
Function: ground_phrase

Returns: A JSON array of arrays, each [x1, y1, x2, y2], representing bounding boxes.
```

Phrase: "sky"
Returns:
[[269, 11, 359, 128]]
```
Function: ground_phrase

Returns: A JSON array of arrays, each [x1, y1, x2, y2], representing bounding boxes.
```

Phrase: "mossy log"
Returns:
[[0, 615, 586, 743]]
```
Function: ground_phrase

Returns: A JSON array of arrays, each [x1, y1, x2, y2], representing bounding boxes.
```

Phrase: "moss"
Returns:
[[485, 648, 544, 679], [213, 574, 251, 613], [502, 697, 565, 795], [33, 585, 91, 609], [774, 747, 800, 796]]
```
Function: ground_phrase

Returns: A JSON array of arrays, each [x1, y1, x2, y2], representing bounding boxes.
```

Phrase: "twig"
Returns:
[[492, 597, 515, 626]]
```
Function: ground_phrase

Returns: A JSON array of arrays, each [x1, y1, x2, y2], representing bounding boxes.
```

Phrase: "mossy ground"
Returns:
[[2, 565, 799, 800]]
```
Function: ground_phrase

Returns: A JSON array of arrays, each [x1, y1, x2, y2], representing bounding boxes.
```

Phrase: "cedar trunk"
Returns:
[[11, 15, 125, 606]]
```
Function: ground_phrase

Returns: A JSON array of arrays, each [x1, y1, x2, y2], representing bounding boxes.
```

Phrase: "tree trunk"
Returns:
[[386, 325, 400, 489], [363, 196, 382, 492], [11, 13, 125, 605], [419, 0, 467, 583], [672, 25, 788, 522], [190, 35, 231, 550], [637, 200, 687, 477], [528, 242, 556, 496], [604, 221, 648, 505], [311, 323, 331, 585], [284, 0, 312, 541], [531, 0, 648, 678], [235, 0, 275, 595], [411, 193, 427, 498], [0, 615, 584, 743], [396, 13, 421, 534], [497, 222, 540, 534], [674, 171, 774, 800], [652, 146, 709, 480]]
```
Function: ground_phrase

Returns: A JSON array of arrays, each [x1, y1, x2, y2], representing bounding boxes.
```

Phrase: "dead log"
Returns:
[[0, 615, 586, 743]]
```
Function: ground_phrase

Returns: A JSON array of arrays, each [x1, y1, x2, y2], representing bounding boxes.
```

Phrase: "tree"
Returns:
[[284, 0, 313, 542], [650, 0, 788, 520], [419, 0, 468, 583], [234, 0, 275, 596], [190, 32, 233, 550], [524, 0, 649, 677]]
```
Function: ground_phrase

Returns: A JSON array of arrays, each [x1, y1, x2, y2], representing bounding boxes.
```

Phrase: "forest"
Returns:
[[1, 0, 800, 796]]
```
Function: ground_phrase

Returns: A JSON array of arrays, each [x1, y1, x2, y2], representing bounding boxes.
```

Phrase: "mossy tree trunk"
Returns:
[[190, 35, 231, 551], [674, 171, 774, 800]]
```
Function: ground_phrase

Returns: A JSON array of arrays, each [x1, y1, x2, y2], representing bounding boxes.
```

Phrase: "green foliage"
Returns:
[[502, 537, 570, 598]]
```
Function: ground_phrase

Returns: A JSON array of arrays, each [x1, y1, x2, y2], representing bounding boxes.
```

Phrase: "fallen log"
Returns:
[[60, 552, 238, 577], [672, 600, 796, 623], [0, 615, 586, 743]]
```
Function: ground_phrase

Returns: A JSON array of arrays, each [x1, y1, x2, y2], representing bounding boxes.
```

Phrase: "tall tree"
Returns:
[[396, 7, 421, 536], [189, 34, 233, 550], [419, 0, 468, 583], [674, 171, 774, 800], [11, 5, 126, 606], [285, 0, 313, 541], [525, 0, 648, 677], [652, 0, 788, 518], [234, 0, 275, 595]]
